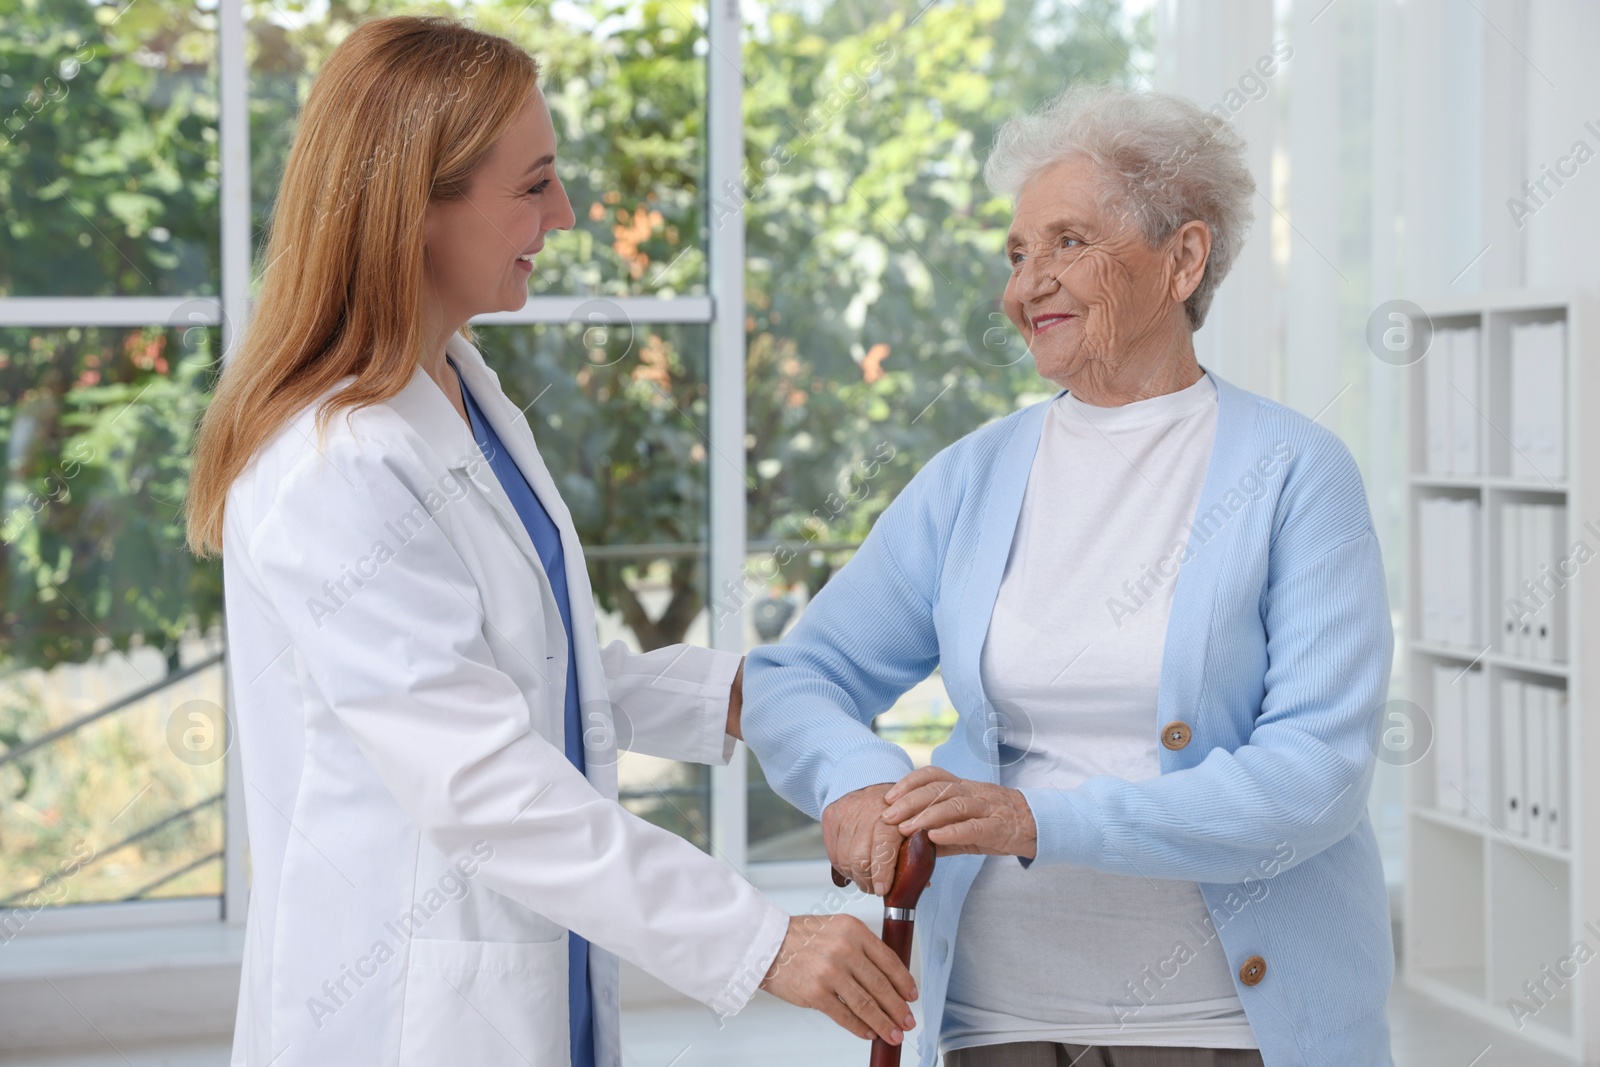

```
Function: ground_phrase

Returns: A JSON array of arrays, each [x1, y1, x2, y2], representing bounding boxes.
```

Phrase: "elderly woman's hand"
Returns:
[[822, 784, 906, 896], [881, 767, 1038, 859]]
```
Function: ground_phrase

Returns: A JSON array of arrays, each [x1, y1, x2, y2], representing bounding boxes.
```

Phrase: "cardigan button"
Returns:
[[1239, 955, 1267, 986], [1160, 721, 1193, 750]]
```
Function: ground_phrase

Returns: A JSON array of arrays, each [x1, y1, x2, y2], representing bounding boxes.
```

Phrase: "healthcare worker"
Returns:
[[183, 15, 917, 1067]]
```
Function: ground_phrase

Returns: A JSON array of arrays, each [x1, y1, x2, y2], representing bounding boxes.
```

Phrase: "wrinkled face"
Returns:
[[1001, 157, 1187, 388], [423, 89, 575, 322]]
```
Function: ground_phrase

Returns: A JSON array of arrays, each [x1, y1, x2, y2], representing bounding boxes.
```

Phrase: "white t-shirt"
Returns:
[[942, 370, 1259, 1052]]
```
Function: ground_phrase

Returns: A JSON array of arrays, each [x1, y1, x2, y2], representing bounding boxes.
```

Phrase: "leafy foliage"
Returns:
[[0, 324, 222, 668], [0, 0, 220, 297], [0, 0, 1148, 664]]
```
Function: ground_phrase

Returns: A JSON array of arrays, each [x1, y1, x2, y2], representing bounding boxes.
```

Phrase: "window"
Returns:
[[0, 323, 227, 914], [1, 0, 230, 929], [0, 0, 1150, 935]]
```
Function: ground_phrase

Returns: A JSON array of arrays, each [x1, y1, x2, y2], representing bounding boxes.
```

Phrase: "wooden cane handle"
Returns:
[[883, 828, 936, 910]]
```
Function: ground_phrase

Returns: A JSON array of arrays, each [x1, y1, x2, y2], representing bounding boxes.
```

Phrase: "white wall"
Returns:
[[1521, 1, 1600, 291]]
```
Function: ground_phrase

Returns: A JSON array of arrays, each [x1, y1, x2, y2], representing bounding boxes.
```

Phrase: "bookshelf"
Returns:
[[1402, 289, 1600, 1062]]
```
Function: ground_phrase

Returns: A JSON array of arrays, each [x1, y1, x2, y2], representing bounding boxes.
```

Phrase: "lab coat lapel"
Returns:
[[385, 351, 570, 720], [388, 353, 553, 584], [443, 334, 600, 627]]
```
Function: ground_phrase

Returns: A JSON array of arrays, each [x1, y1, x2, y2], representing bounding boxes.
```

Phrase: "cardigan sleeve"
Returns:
[[1020, 446, 1394, 883], [741, 447, 962, 820]]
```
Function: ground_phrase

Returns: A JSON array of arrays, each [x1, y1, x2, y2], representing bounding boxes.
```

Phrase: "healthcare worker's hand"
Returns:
[[726, 657, 745, 741], [822, 783, 904, 896], [760, 913, 918, 1045]]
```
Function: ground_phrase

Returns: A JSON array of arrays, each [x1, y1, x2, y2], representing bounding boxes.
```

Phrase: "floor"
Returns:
[[0, 979, 1575, 1066]]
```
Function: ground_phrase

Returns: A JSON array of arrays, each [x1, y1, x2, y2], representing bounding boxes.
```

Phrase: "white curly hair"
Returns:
[[984, 84, 1257, 331]]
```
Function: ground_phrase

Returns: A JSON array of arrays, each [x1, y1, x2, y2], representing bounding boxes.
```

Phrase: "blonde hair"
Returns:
[[185, 15, 539, 557]]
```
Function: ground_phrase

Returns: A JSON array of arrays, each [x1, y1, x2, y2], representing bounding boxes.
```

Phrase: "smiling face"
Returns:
[[1001, 156, 1209, 398], [422, 89, 575, 329]]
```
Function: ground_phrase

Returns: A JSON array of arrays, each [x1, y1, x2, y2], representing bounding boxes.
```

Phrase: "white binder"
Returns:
[[1533, 322, 1566, 481], [1517, 503, 1538, 658], [1546, 504, 1568, 663], [1529, 504, 1548, 663], [1464, 499, 1481, 648], [1419, 499, 1444, 643], [1463, 668, 1489, 815], [1426, 331, 1453, 474], [1547, 689, 1568, 849], [1511, 324, 1540, 478], [1450, 327, 1479, 475], [1500, 503, 1520, 655], [1433, 664, 1465, 816], [1499, 679, 1526, 836], [1525, 683, 1547, 844], [1440, 498, 1480, 648], [1442, 501, 1462, 646]]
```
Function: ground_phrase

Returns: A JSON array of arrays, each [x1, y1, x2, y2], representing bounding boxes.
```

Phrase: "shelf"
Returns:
[[1408, 475, 1569, 494], [1485, 652, 1568, 678], [1497, 830, 1572, 865], [1486, 476, 1568, 494], [1409, 474, 1484, 490], [1404, 969, 1576, 1057], [1403, 290, 1596, 1056], [1407, 640, 1487, 664], [1410, 807, 1572, 861]]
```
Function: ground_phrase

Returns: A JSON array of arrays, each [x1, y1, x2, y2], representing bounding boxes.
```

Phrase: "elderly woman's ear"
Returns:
[[1168, 218, 1213, 306]]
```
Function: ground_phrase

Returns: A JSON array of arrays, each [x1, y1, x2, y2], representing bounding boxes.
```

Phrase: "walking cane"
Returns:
[[831, 829, 936, 1067]]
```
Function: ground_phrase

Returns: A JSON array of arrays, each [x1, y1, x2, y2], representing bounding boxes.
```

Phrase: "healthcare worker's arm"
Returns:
[[244, 436, 916, 1040], [598, 640, 741, 764]]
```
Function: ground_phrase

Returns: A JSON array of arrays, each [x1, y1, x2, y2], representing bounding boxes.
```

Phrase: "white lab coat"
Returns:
[[220, 330, 788, 1067]]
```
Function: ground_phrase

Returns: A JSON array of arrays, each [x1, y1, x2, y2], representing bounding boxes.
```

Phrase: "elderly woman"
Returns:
[[742, 85, 1394, 1067]]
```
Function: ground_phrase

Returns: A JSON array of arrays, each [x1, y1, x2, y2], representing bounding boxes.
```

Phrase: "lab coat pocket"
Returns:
[[397, 935, 569, 1067]]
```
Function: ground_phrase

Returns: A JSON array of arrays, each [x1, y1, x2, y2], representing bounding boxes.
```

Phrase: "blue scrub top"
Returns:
[[449, 357, 594, 1067]]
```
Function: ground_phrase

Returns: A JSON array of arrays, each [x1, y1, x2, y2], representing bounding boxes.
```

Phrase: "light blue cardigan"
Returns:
[[743, 367, 1396, 1067]]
